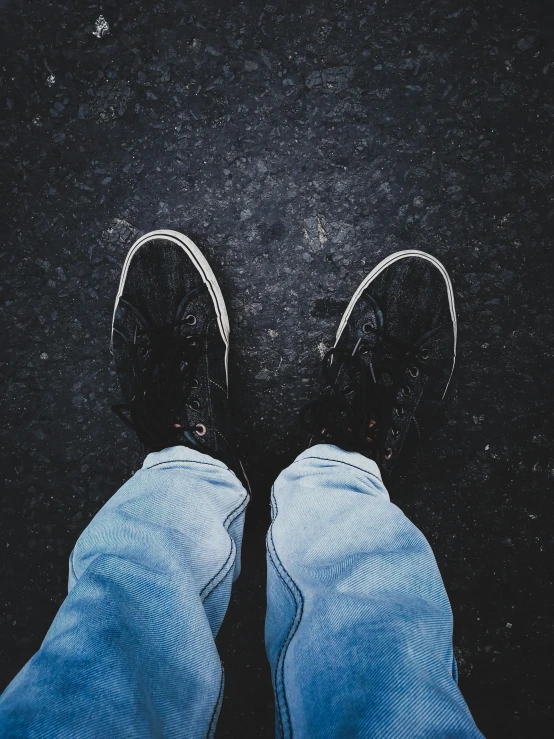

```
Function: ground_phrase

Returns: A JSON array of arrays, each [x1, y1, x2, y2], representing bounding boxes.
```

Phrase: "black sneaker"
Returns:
[[306, 250, 457, 479], [111, 229, 241, 474]]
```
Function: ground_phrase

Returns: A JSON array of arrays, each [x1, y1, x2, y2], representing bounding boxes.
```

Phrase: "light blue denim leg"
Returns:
[[0, 446, 248, 739], [266, 444, 484, 739]]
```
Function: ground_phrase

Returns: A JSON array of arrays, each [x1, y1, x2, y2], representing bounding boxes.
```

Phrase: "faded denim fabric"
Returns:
[[266, 445, 483, 738], [0, 446, 248, 739], [0, 444, 483, 738]]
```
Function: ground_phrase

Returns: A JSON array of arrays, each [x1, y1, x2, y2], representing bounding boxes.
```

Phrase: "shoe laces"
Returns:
[[112, 290, 206, 451], [304, 321, 450, 461]]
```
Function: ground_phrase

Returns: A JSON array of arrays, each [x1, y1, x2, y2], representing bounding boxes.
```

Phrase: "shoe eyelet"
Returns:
[[385, 448, 393, 460], [343, 385, 352, 394], [362, 322, 373, 334], [191, 378, 199, 389], [195, 423, 207, 436], [185, 314, 197, 326], [391, 428, 399, 438], [409, 366, 419, 378], [402, 386, 412, 397], [394, 405, 404, 417], [138, 346, 150, 359], [188, 400, 200, 410], [420, 348, 430, 360]]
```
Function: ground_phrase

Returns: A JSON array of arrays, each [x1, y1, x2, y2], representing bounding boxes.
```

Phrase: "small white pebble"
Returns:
[[93, 15, 110, 38], [40, 352, 49, 360], [485, 444, 490, 450], [506, 623, 512, 628], [46, 74, 55, 86]]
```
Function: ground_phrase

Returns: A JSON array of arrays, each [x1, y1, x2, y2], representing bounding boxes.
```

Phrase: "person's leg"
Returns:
[[266, 444, 482, 738], [0, 446, 248, 739], [266, 252, 484, 737], [0, 230, 248, 738]]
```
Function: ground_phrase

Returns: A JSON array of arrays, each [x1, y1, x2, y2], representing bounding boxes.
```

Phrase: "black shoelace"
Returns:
[[112, 294, 204, 451], [304, 322, 450, 462]]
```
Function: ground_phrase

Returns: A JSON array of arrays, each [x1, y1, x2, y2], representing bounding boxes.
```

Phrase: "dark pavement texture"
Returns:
[[1, 0, 553, 736]]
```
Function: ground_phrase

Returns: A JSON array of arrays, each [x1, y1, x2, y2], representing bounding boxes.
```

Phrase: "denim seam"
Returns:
[[200, 494, 249, 601], [267, 542, 302, 739], [207, 664, 225, 739], [201, 495, 248, 738], [68, 549, 78, 582], [268, 486, 304, 739], [200, 540, 236, 601], [292, 455, 382, 483], [201, 493, 247, 737], [203, 559, 236, 618], [267, 546, 296, 739], [143, 459, 236, 479], [223, 494, 249, 528]]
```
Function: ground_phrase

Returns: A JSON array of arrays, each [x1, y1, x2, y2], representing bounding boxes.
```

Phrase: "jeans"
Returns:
[[0, 444, 484, 738]]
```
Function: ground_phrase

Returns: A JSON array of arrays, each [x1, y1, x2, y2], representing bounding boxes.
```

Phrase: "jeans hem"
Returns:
[[142, 445, 232, 472], [292, 443, 383, 482]]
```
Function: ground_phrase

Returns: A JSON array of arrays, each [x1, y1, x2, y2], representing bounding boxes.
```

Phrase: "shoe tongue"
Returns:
[[377, 366, 395, 388]]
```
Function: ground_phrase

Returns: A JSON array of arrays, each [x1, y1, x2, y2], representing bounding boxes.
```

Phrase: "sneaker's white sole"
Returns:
[[111, 229, 230, 383], [335, 250, 457, 397]]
